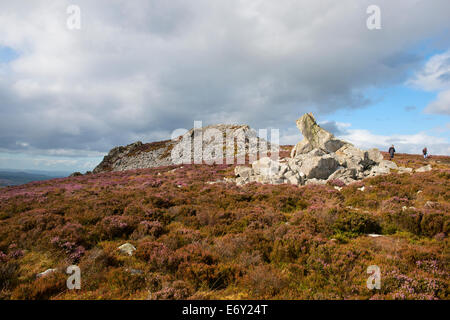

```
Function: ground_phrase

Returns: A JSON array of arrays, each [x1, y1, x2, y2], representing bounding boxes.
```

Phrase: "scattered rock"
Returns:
[[235, 166, 253, 179], [378, 160, 398, 170], [327, 167, 357, 184], [424, 201, 437, 209], [366, 165, 390, 177], [206, 180, 226, 185], [235, 113, 388, 186], [36, 268, 58, 279], [305, 178, 327, 185], [118, 243, 136, 256], [416, 164, 432, 172], [126, 268, 143, 275], [398, 166, 413, 174], [358, 186, 365, 192]]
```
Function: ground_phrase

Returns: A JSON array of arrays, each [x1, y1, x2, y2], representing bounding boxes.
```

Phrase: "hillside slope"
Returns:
[[0, 153, 448, 300]]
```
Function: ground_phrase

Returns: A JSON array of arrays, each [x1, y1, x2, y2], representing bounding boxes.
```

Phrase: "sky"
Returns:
[[0, 0, 449, 172]]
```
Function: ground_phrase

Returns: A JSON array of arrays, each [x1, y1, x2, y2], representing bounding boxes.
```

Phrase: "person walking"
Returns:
[[423, 147, 428, 159], [388, 145, 396, 160]]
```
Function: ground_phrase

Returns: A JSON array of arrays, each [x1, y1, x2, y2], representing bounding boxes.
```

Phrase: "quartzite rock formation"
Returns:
[[93, 124, 271, 173], [235, 113, 404, 186], [291, 113, 349, 157]]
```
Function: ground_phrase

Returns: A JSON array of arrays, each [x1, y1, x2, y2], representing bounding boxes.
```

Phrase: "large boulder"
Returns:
[[291, 113, 349, 157], [366, 148, 384, 163], [327, 167, 357, 184], [252, 157, 280, 177], [378, 160, 398, 170], [296, 154, 340, 180], [234, 113, 397, 187]]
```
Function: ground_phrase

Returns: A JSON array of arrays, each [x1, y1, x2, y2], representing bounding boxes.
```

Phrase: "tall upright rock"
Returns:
[[290, 113, 349, 157], [235, 112, 393, 186]]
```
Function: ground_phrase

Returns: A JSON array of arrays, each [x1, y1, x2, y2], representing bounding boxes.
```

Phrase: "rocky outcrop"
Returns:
[[93, 140, 176, 173], [235, 113, 402, 186], [94, 124, 271, 173], [291, 113, 349, 157]]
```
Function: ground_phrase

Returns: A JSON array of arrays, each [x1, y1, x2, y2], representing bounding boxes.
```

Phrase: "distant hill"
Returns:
[[0, 170, 68, 187]]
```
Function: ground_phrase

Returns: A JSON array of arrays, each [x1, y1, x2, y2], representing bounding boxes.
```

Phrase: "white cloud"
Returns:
[[425, 90, 450, 115], [0, 0, 449, 169], [339, 129, 450, 156], [408, 50, 450, 115]]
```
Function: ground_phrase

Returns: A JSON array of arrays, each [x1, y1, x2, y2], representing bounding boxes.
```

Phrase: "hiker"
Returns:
[[388, 145, 396, 160], [423, 147, 428, 159]]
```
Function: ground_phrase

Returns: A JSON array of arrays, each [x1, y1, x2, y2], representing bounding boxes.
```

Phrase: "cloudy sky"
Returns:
[[0, 0, 449, 172]]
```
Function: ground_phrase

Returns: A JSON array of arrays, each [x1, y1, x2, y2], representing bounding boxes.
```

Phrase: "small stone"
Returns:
[[398, 167, 413, 174], [424, 201, 436, 208], [118, 243, 136, 256], [36, 268, 58, 279], [416, 164, 432, 172], [126, 268, 143, 275]]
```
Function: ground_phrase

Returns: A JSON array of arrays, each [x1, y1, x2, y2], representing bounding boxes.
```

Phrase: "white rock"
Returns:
[[252, 157, 280, 177], [297, 154, 340, 180], [291, 113, 348, 157], [118, 243, 136, 256], [366, 148, 384, 164], [235, 166, 253, 179], [36, 268, 58, 279], [379, 160, 398, 170], [327, 167, 357, 184], [416, 164, 432, 172], [305, 178, 327, 185], [398, 167, 413, 174], [287, 174, 302, 185]]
